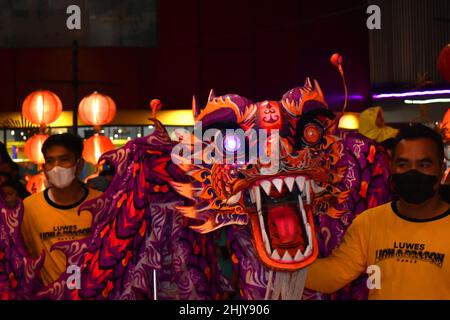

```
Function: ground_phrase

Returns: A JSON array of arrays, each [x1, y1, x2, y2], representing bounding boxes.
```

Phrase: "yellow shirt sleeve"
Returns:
[[305, 214, 368, 294]]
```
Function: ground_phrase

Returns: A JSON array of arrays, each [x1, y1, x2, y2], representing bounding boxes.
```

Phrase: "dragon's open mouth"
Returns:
[[243, 176, 318, 271]]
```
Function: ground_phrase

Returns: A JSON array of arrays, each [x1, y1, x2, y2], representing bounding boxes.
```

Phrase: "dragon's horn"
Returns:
[[192, 95, 200, 119], [304, 77, 312, 88], [208, 89, 216, 101], [313, 79, 324, 98]]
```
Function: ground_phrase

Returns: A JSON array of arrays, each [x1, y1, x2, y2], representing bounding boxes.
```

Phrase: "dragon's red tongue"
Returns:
[[268, 203, 303, 246]]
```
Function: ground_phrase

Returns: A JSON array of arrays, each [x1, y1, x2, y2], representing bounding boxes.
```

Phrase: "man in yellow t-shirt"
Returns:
[[21, 134, 102, 286], [305, 124, 450, 300]]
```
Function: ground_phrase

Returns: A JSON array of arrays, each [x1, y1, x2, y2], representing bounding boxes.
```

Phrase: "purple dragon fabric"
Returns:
[[0, 198, 43, 300], [0, 119, 227, 300]]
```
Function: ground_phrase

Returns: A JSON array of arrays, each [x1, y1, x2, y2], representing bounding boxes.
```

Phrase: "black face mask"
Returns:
[[392, 170, 438, 204]]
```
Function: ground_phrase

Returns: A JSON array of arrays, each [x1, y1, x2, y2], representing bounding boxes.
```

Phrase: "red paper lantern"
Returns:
[[78, 92, 116, 126], [438, 44, 450, 83], [24, 134, 48, 164], [22, 90, 62, 126], [83, 134, 115, 164], [26, 173, 47, 194]]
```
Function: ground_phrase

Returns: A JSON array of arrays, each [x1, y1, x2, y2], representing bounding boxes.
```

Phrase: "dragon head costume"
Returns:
[[170, 78, 348, 275]]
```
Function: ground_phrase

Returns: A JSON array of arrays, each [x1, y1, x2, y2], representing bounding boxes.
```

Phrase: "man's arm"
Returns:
[[305, 215, 368, 294]]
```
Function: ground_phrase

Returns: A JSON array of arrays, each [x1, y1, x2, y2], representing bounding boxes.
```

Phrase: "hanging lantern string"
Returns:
[[39, 123, 46, 135], [93, 125, 102, 134]]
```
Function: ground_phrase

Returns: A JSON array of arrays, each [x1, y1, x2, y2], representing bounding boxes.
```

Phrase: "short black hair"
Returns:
[[392, 124, 445, 163], [380, 138, 395, 151], [42, 133, 84, 159], [1, 179, 18, 192], [0, 161, 19, 174], [8, 161, 20, 173]]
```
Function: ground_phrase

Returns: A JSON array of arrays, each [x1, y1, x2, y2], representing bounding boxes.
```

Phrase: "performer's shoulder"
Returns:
[[23, 190, 45, 207], [354, 202, 394, 224]]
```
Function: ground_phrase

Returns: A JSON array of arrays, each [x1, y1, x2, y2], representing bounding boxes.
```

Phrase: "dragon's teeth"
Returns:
[[305, 180, 311, 204], [262, 230, 271, 254], [303, 245, 312, 257], [271, 250, 281, 260], [298, 196, 308, 223], [294, 249, 304, 262], [284, 177, 295, 192], [255, 205, 266, 253], [305, 223, 312, 243], [281, 251, 293, 262], [264, 242, 271, 256], [250, 188, 256, 203], [255, 186, 262, 212], [259, 211, 271, 255], [258, 210, 265, 232], [226, 191, 241, 205], [295, 176, 306, 192], [260, 180, 272, 196], [304, 223, 313, 257], [272, 178, 283, 193]]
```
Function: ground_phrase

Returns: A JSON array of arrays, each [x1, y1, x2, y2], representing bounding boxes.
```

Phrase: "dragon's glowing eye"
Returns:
[[303, 124, 321, 145], [224, 135, 241, 152]]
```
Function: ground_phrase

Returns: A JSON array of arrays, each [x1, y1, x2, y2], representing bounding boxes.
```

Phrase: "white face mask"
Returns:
[[46, 163, 78, 189]]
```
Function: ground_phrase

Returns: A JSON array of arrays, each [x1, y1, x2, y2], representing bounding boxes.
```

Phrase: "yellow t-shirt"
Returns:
[[21, 186, 102, 286], [305, 202, 450, 300]]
